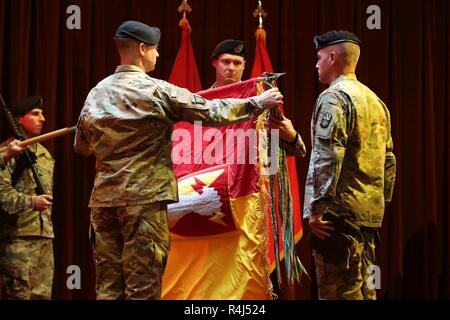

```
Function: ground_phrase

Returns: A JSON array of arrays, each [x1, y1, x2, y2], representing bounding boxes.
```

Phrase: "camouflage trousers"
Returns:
[[0, 237, 54, 299], [90, 202, 170, 300], [313, 228, 377, 300]]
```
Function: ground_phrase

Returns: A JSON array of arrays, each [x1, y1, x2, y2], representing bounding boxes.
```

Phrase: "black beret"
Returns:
[[211, 39, 247, 60], [314, 30, 362, 50], [10, 95, 43, 116], [115, 20, 160, 45]]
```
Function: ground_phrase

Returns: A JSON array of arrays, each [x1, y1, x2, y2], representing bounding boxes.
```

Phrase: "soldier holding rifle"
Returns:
[[0, 95, 55, 299]]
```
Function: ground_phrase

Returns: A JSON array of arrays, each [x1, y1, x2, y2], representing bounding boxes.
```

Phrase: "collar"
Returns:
[[330, 73, 357, 86], [115, 65, 146, 74]]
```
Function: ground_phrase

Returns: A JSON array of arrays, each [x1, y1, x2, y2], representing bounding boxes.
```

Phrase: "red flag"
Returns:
[[171, 80, 261, 236], [168, 18, 202, 92], [164, 14, 272, 298], [163, 80, 272, 299], [251, 27, 304, 272], [250, 29, 274, 77]]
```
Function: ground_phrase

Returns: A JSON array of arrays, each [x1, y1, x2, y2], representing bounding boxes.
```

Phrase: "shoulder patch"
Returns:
[[315, 105, 341, 139], [177, 88, 191, 104], [169, 87, 192, 104], [320, 112, 333, 129]]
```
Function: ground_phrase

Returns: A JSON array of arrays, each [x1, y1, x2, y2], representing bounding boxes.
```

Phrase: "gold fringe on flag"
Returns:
[[255, 80, 275, 299]]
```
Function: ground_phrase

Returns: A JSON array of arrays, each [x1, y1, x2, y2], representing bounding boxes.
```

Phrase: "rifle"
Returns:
[[0, 94, 48, 195]]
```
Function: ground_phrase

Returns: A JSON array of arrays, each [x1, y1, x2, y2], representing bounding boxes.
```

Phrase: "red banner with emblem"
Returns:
[[163, 79, 271, 299]]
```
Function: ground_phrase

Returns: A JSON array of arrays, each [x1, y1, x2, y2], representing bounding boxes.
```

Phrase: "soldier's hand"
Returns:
[[309, 214, 334, 239], [3, 139, 27, 162], [268, 114, 297, 142], [32, 194, 53, 211], [259, 88, 283, 110]]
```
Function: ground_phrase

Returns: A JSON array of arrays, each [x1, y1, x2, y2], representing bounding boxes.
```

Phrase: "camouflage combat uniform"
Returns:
[[74, 64, 270, 300], [0, 153, 7, 169], [304, 74, 396, 300], [0, 143, 55, 299], [282, 132, 307, 158]]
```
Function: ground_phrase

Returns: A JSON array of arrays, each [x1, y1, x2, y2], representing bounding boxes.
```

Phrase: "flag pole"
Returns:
[[253, 0, 268, 44], [252, 0, 309, 288], [178, 0, 191, 15], [175, 0, 193, 36], [168, 0, 202, 92], [253, 0, 267, 29]]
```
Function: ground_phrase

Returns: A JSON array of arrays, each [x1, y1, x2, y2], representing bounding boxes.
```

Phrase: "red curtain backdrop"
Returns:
[[0, 0, 449, 299]]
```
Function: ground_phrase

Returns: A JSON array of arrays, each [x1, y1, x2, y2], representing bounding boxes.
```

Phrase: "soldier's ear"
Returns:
[[15, 115, 23, 125], [329, 51, 337, 64], [138, 43, 146, 57]]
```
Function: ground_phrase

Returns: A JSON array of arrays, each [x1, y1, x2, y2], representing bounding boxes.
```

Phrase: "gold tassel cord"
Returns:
[[178, 17, 192, 33], [255, 27, 267, 44], [255, 79, 275, 298]]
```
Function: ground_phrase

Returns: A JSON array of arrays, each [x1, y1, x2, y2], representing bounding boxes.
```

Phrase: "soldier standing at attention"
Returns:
[[303, 30, 396, 300], [0, 96, 55, 299], [74, 20, 283, 300]]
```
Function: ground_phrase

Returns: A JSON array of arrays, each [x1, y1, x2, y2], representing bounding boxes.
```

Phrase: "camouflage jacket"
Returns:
[[74, 65, 269, 208], [0, 153, 6, 169], [281, 132, 307, 158], [303, 74, 396, 227], [0, 139, 9, 169], [0, 143, 55, 238]]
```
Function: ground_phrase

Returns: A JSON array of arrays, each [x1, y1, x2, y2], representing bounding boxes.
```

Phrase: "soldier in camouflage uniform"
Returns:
[[73, 20, 283, 300], [0, 96, 55, 299], [303, 31, 396, 300], [211, 39, 307, 157]]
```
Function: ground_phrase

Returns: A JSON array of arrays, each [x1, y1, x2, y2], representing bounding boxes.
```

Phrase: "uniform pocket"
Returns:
[[136, 215, 169, 270], [307, 231, 354, 264], [135, 235, 168, 271]]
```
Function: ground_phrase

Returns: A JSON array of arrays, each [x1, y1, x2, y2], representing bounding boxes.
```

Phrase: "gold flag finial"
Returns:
[[178, 0, 192, 19], [253, 1, 268, 28]]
